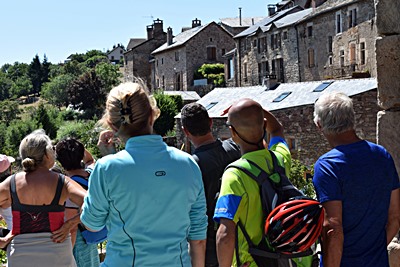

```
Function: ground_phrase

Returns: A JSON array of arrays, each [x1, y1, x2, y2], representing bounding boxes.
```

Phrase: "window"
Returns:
[[222, 48, 226, 56], [328, 36, 333, 54], [308, 48, 315, 68], [243, 63, 248, 80], [329, 55, 333, 65], [307, 23, 313, 37], [313, 81, 333, 92], [273, 92, 291, 102], [161, 58, 164, 64], [205, 102, 218, 110], [210, 38, 213, 42], [111, 56, 114, 60], [162, 75, 165, 88], [340, 50, 345, 66], [120, 50, 123, 54], [228, 58, 235, 79], [360, 42, 366, 65], [257, 38, 261, 54], [336, 11, 342, 34], [276, 33, 281, 48], [348, 8, 357, 28], [350, 44, 356, 64], [156, 79, 159, 88], [253, 39, 257, 48], [175, 51, 179, 61], [263, 37, 268, 52], [207, 46, 217, 60], [283, 31, 288, 40], [271, 35, 275, 50]]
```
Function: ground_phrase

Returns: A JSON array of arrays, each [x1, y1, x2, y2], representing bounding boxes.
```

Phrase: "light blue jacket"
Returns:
[[81, 135, 207, 267]]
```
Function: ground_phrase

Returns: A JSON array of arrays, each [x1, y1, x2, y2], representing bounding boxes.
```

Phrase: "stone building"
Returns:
[[226, 0, 377, 87], [227, 6, 304, 87], [219, 17, 265, 36], [296, 0, 377, 81], [175, 78, 378, 166], [123, 18, 167, 88], [151, 19, 234, 91]]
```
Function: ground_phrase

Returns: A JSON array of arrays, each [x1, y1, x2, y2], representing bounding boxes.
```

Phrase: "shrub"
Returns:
[[153, 93, 180, 137], [289, 159, 315, 199]]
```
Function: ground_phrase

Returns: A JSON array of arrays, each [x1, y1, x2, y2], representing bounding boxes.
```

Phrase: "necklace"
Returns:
[[26, 212, 41, 221]]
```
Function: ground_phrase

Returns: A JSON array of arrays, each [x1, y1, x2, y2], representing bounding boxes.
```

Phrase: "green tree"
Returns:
[[67, 71, 106, 118], [153, 93, 180, 136], [195, 63, 225, 86], [62, 60, 88, 77], [95, 62, 121, 92], [42, 54, 51, 84], [28, 55, 43, 96], [35, 103, 58, 139], [289, 159, 315, 199], [42, 74, 75, 109], [0, 73, 12, 101], [3, 119, 36, 157], [5, 62, 29, 82], [0, 100, 20, 125], [10, 76, 32, 98]]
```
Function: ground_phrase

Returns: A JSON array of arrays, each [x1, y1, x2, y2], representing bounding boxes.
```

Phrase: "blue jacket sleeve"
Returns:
[[80, 158, 110, 231], [188, 164, 208, 241]]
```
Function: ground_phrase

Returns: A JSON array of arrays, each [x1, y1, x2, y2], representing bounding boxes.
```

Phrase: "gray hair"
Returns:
[[313, 92, 355, 135], [19, 129, 53, 172]]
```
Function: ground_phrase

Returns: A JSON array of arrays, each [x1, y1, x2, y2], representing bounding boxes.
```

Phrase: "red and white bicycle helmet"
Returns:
[[264, 198, 324, 254]]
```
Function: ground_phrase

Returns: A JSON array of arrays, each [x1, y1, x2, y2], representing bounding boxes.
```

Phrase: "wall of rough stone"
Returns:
[[153, 23, 234, 91], [297, 0, 376, 81], [175, 90, 378, 165], [375, 0, 400, 173]]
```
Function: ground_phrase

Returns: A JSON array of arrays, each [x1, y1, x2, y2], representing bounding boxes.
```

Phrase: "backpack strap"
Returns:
[[71, 175, 89, 190]]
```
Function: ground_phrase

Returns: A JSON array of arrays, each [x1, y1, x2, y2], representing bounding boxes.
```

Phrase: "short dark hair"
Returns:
[[181, 102, 211, 136], [55, 138, 85, 171]]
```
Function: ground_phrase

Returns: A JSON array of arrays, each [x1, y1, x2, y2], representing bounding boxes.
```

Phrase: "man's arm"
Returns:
[[189, 239, 206, 267], [216, 218, 236, 267], [321, 200, 343, 267], [387, 188, 400, 245], [263, 109, 284, 139]]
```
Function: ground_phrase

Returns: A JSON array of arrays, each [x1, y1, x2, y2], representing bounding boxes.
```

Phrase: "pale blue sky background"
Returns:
[[1, 0, 276, 65]]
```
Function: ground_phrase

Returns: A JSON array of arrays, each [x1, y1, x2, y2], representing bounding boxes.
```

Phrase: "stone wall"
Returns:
[[297, 0, 376, 81], [375, 0, 400, 172], [175, 90, 378, 165], [153, 23, 235, 91]]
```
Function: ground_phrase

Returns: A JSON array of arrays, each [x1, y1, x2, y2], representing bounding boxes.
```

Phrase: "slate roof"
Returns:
[[219, 17, 265, 27], [175, 78, 377, 118], [234, 5, 303, 38], [126, 38, 147, 51], [153, 22, 227, 54], [163, 91, 201, 102], [272, 8, 313, 28], [297, 0, 359, 23]]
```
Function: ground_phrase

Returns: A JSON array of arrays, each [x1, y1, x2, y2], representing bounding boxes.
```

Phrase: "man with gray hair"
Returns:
[[312, 92, 400, 267]]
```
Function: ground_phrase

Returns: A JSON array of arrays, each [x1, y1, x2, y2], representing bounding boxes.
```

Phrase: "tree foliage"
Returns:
[[153, 93, 182, 136], [42, 74, 75, 108], [195, 63, 225, 86], [67, 71, 106, 119], [0, 100, 20, 125], [289, 159, 315, 199], [95, 62, 121, 92], [35, 103, 58, 139]]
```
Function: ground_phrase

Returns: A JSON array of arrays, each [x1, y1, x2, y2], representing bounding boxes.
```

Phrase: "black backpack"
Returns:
[[225, 150, 315, 267]]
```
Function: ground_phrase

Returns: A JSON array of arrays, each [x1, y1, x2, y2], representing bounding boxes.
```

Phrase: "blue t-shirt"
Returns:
[[81, 135, 207, 267], [313, 140, 400, 267]]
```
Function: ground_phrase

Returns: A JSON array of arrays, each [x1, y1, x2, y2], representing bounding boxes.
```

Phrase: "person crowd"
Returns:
[[0, 80, 398, 267]]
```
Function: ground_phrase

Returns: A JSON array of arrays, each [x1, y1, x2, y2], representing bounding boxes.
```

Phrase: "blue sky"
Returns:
[[1, 0, 276, 65]]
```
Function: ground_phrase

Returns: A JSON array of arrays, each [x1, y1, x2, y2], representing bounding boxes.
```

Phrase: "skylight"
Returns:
[[205, 102, 218, 110], [273, 92, 291, 102], [313, 81, 334, 92]]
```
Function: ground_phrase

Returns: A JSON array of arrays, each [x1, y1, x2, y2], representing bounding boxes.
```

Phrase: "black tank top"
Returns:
[[10, 174, 66, 234]]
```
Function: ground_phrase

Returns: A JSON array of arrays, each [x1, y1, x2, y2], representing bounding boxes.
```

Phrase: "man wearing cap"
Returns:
[[0, 154, 15, 230]]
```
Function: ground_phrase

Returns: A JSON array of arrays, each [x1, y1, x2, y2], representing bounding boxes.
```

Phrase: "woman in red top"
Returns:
[[0, 129, 86, 267]]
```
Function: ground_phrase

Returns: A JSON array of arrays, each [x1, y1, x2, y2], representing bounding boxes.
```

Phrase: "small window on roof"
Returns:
[[313, 81, 333, 92], [273, 92, 291, 102], [205, 102, 218, 110]]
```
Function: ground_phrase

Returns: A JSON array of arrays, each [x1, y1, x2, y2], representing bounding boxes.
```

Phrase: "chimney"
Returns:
[[192, 18, 201, 28], [147, 25, 154, 40], [264, 74, 278, 90], [167, 27, 173, 46], [268, 4, 276, 16], [239, 7, 242, 26], [153, 18, 163, 37]]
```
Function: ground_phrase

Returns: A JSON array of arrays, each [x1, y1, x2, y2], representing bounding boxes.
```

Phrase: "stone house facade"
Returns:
[[151, 20, 235, 91], [123, 19, 167, 89], [107, 44, 125, 65], [227, 0, 377, 87], [296, 0, 377, 81]]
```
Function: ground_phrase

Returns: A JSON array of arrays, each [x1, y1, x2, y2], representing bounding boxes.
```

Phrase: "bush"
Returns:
[[289, 159, 315, 199], [153, 93, 180, 137]]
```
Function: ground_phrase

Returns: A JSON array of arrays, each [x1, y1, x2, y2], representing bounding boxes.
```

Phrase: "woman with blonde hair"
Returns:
[[0, 129, 86, 266], [80, 81, 207, 266]]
